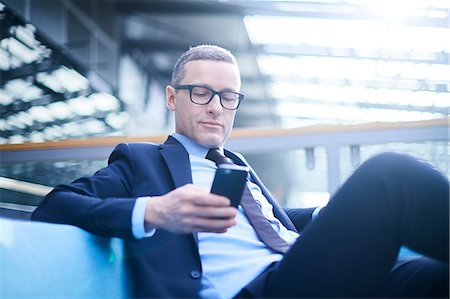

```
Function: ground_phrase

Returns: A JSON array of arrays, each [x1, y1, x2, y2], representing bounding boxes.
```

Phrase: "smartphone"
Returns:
[[210, 164, 249, 207]]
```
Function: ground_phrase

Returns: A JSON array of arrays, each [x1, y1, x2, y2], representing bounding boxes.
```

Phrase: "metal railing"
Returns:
[[1, 118, 448, 211]]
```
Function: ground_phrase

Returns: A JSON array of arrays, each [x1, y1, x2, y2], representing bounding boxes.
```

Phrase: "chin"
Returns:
[[198, 135, 223, 149]]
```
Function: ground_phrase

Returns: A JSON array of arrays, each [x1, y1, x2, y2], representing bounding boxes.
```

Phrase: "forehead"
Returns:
[[182, 60, 241, 88]]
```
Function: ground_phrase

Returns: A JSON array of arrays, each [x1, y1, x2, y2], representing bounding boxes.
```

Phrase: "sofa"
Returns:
[[0, 218, 132, 298]]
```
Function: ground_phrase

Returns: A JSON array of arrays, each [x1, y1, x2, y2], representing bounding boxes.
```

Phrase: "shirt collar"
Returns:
[[171, 133, 224, 158]]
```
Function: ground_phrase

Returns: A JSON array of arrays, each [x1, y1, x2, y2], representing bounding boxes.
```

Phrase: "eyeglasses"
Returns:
[[174, 85, 244, 110]]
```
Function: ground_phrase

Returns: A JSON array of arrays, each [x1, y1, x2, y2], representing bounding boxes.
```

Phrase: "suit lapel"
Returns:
[[160, 136, 199, 244], [160, 136, 193, 188], [224, 150, 298, 232]]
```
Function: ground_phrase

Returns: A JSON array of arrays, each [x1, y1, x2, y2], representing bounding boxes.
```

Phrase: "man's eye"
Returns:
[[222, 94, 236, 102], [193, 92, 208, 97]]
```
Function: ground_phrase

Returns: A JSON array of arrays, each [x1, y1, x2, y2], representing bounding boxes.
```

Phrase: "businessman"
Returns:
[[32, 45, 449, 298]]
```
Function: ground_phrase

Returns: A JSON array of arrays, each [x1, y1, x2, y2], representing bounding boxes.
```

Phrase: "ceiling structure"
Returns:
[[0, 2, 125, 143], [1, 0, 449, 143], [118, 0, 449, 129]]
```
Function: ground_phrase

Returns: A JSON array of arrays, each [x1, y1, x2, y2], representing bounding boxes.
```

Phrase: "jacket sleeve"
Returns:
[[284, 207, 317, 232], [31, 143, 139, 239]]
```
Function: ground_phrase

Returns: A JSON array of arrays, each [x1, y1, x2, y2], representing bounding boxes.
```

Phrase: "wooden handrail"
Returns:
[[1, 118, 448, 151]]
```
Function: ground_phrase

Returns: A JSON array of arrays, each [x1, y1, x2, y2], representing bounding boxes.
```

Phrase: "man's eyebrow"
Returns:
[[190, 83, 238, 93], [221, 87, 238, 92]]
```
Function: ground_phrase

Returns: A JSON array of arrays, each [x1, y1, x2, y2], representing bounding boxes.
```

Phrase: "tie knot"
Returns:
[[206, 148, 234, 166]]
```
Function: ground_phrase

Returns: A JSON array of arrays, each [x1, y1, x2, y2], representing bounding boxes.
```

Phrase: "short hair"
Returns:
[[171, 45, 239, 86]]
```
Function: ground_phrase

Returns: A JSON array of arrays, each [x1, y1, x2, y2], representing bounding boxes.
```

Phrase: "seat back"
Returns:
[[0, 218, 132, 298]]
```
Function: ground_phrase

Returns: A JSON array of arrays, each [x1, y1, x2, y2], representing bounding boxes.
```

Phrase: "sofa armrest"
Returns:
[[0, 218, 132, 298]]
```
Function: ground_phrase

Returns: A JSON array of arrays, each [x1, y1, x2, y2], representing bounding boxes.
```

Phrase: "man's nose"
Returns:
[[207, 94, 223, 113]]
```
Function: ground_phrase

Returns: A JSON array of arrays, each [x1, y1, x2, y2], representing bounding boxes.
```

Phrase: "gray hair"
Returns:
[[171, 45, 239, 86]]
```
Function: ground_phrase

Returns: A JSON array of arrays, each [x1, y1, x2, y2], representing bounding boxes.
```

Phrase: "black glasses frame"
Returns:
[[174, 84, 244, 110]]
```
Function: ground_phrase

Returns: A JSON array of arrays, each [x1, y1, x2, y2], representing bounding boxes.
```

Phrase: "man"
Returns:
[[32, 45, 449, 298]]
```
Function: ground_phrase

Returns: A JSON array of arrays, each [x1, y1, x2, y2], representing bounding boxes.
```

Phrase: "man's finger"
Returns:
[[191, 193, 231, 207], [192, 206, 237, 219]]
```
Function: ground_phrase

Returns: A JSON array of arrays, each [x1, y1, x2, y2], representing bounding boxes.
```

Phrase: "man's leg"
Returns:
[[259, 152, 448, 298], [383, 256, 449, 298]]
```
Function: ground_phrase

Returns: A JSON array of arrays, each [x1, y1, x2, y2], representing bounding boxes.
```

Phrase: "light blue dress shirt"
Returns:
[[132, 133, 300, 298]]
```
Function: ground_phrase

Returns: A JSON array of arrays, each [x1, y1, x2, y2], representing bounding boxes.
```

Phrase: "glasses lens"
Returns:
[[191, 86, 212, 104], [221, 92, 240, 109]]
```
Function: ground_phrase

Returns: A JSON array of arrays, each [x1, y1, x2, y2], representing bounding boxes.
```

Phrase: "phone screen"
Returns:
[[210, 164, 249, 207]]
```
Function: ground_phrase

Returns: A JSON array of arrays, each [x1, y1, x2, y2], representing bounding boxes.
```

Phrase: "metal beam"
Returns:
[[115, 1, 449, 28], [115, 0, 245, 16], [0, 59, 57, 84]]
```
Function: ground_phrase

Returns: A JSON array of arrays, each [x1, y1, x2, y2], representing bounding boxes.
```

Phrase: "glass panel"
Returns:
[[2, 141, 447, 210], [243, 146, 329, 208], [0, 159, 107, 206], [339, 141, 450, 184]]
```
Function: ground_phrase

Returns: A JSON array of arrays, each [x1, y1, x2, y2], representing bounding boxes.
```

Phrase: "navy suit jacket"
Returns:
[[32, 136, 315, 298]]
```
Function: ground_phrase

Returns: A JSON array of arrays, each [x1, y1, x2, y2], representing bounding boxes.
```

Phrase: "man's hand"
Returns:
[[144, 184, 237, 234]]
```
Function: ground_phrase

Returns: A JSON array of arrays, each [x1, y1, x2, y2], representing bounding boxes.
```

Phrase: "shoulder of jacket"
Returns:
[[125, 142, 160, 149], [111, 142, 161, 157]]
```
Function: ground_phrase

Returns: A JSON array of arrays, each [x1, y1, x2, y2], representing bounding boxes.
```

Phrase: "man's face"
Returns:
[[166, 60, 241, 148]]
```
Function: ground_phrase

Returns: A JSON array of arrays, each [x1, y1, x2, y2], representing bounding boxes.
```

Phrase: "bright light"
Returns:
[[409, 91, 437, 107], [105, 112, 129, 129], [82, 119, 107, 134], [286, 190, 330, 208], [21, 85, 43, 102], [47, 101, 73, 120], [0, 48, 10, 70], [53, 67, 89, 93], [258, 55, 450, 83], [276, 101, 440, 124], [343, 0, 450, 9], [43, 125, 63, 139], [16, 111, 34, 126], [0, 119, 7, 131], [29, 132, 46, 143], [36, 66, 89, 93], [89, 92, 120, 111], [428, 64, 450, 81], [270, 82, 443, 108], [7, 115, 27, 129], [12, 24, 38, 49], [434, 93, 450, 108], [4, 79, 32, 99], [67, 96, 96, 116], [28, 106, 55, 123], [0, 89, 14, 105], [9, 135, 25, 144], [0, 37, 40, 64], [61, 122, 81, 136], [346, 0, 450, 18], [36, 72, 64, 93], [245, 16, 450, 53]]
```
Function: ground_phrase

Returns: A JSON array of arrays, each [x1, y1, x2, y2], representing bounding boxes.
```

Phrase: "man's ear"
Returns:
[[166, 85, 176, 111]]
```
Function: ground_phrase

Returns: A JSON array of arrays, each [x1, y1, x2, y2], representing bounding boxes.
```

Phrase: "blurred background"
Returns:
[[0, 0, 448, 217]]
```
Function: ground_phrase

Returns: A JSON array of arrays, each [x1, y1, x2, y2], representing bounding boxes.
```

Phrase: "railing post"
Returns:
[[326, 143, 341, 195]]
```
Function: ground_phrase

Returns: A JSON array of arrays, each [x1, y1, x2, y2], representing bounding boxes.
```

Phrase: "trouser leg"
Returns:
[[260, 152, 449, 298], [383, 256, 449, 298]]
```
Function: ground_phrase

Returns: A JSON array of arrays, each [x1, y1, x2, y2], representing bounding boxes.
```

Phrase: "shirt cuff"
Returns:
[[132, 196, 156, 239], [312, 205, 326, 220]]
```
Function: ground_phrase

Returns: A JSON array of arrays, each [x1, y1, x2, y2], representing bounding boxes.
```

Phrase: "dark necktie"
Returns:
[[206, 148, 291, 253]]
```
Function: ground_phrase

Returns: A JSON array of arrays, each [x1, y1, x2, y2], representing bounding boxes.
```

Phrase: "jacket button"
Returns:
[[190, 270, 201, 279]]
